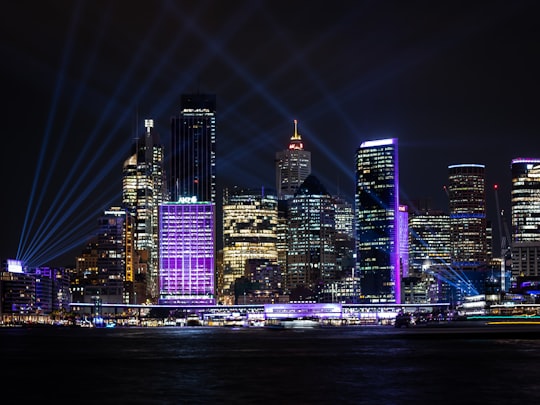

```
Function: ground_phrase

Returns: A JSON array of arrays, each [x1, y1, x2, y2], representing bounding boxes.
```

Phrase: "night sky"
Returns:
[[2, 0, 539, 267]]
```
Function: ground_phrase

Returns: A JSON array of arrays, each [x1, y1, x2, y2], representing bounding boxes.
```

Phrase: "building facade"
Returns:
[[169, 94, 216, 203], [510, 158, 540, 292], [122, 119, 166, 303], [158, 200, 215, 305], [286, 175, 337, 299], [447, 164, 489, 269], [221, 187, 279, 303], [355, 138, 401, 303]]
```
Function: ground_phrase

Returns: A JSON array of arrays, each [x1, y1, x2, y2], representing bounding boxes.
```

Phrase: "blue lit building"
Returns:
[[158, 200, 215, 305], [355, 138, 401, 303]]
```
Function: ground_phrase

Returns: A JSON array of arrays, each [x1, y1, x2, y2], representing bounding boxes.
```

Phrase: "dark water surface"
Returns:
[[2, 325, 540, 404]]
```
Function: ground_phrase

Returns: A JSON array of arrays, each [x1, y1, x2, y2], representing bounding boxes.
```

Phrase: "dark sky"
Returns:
[[2, 0, 539, 267]]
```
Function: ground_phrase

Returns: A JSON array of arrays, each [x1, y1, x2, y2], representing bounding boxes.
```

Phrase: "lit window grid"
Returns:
[[158, 203, 215, 299], [511, 160, 540, 243], [355, 139, 401, 303]]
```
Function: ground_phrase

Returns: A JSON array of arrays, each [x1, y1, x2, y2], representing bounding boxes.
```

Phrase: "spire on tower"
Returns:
[[291, 119, 302, 141], [288, 119, 304, 150]]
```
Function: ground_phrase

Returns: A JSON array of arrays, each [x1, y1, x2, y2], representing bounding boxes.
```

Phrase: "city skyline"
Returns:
[[2, 1, 540, 267]]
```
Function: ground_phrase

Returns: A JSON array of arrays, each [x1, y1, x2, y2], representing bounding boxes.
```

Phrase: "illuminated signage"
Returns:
[[178, 196, 198, 204], [7, 259, 23, 273]]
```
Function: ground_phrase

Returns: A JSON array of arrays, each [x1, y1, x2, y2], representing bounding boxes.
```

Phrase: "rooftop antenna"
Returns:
[[292, 119, 301, 140]]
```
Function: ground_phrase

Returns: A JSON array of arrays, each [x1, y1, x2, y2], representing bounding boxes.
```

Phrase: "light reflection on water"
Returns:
[[2, 326, 540, 404]]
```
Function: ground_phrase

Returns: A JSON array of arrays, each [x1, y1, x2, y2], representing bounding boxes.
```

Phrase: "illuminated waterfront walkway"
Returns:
[[69, 302, 452, 326]]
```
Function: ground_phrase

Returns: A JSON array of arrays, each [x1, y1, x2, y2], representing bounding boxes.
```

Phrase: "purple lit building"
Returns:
[[158, 199, 216, 305], [355, 138, 401, 304]]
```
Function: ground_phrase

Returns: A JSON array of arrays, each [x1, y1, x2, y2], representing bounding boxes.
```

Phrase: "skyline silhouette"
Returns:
[[2, 0, 539, 266]]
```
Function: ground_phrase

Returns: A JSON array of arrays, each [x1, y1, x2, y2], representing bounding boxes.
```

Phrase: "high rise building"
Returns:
[[408, 209, 451, 276], [158, 199, 215, 305], [75, 207, 128, 304], [447, 164, 488, 268], [275, 120, 311, 200], [169, 94, 216, 203], [406, 208, 451, 304], [286, 175, 336, 298], [221, 187, 279, 303], [510, 158, 540, 289], [334, 196, 355, 278], [511, 158, 540, 243], [355, 138, 401, 303], [122, 119, 166, 303]]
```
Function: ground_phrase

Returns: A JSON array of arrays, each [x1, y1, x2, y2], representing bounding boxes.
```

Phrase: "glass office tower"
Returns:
[[170, 94, 216, 203], [355, 138, 400, 303], [447, 164, 488, 268], [286, 175, 337, 296], [158, 200, 215, 305], [510, 158, 540, 285]]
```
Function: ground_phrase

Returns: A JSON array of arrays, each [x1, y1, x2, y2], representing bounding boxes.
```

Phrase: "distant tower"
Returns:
[[510, 158, 540, 287], [158, 199, 215, 305], [275, 120, 311, 200], [447, 164, 488, 268], [286, 175, 336, 297], [122, 119, 166, 303], [355, 138, 401, 304], [170, 94, 216, 203]]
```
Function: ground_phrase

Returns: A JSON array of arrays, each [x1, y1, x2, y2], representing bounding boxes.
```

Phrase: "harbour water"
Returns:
[[1, 324, 540, 404]]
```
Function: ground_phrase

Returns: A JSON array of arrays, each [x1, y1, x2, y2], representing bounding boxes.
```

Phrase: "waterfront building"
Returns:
[[286, 175, 337, 299], [510, 158, 540, 293], [158, 200, 215, 305], [169, 94, 216, 203], [355, 138, 401, 303], [73, 207, 129, 304], [0, 260, 35, 317], [31, 267, 71, 313], [275, 120, 311, 201], [221, 187, 279, 303], [122, 119, 167, 303]]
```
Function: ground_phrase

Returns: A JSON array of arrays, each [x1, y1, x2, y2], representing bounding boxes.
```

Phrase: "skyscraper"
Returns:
[[170, 94, 216, 203], [286, 174, 336, 298], [447, 164, 488, 268], [510, 158, 540, 288], [158, 199, 215, 305], [355, 138, 401, 303], [275, 120, 311, 200], [408, 209, 451, 276], [79, 207, 128, 304], [221, 187, 279, 303], [122, 119, 166, 303]]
